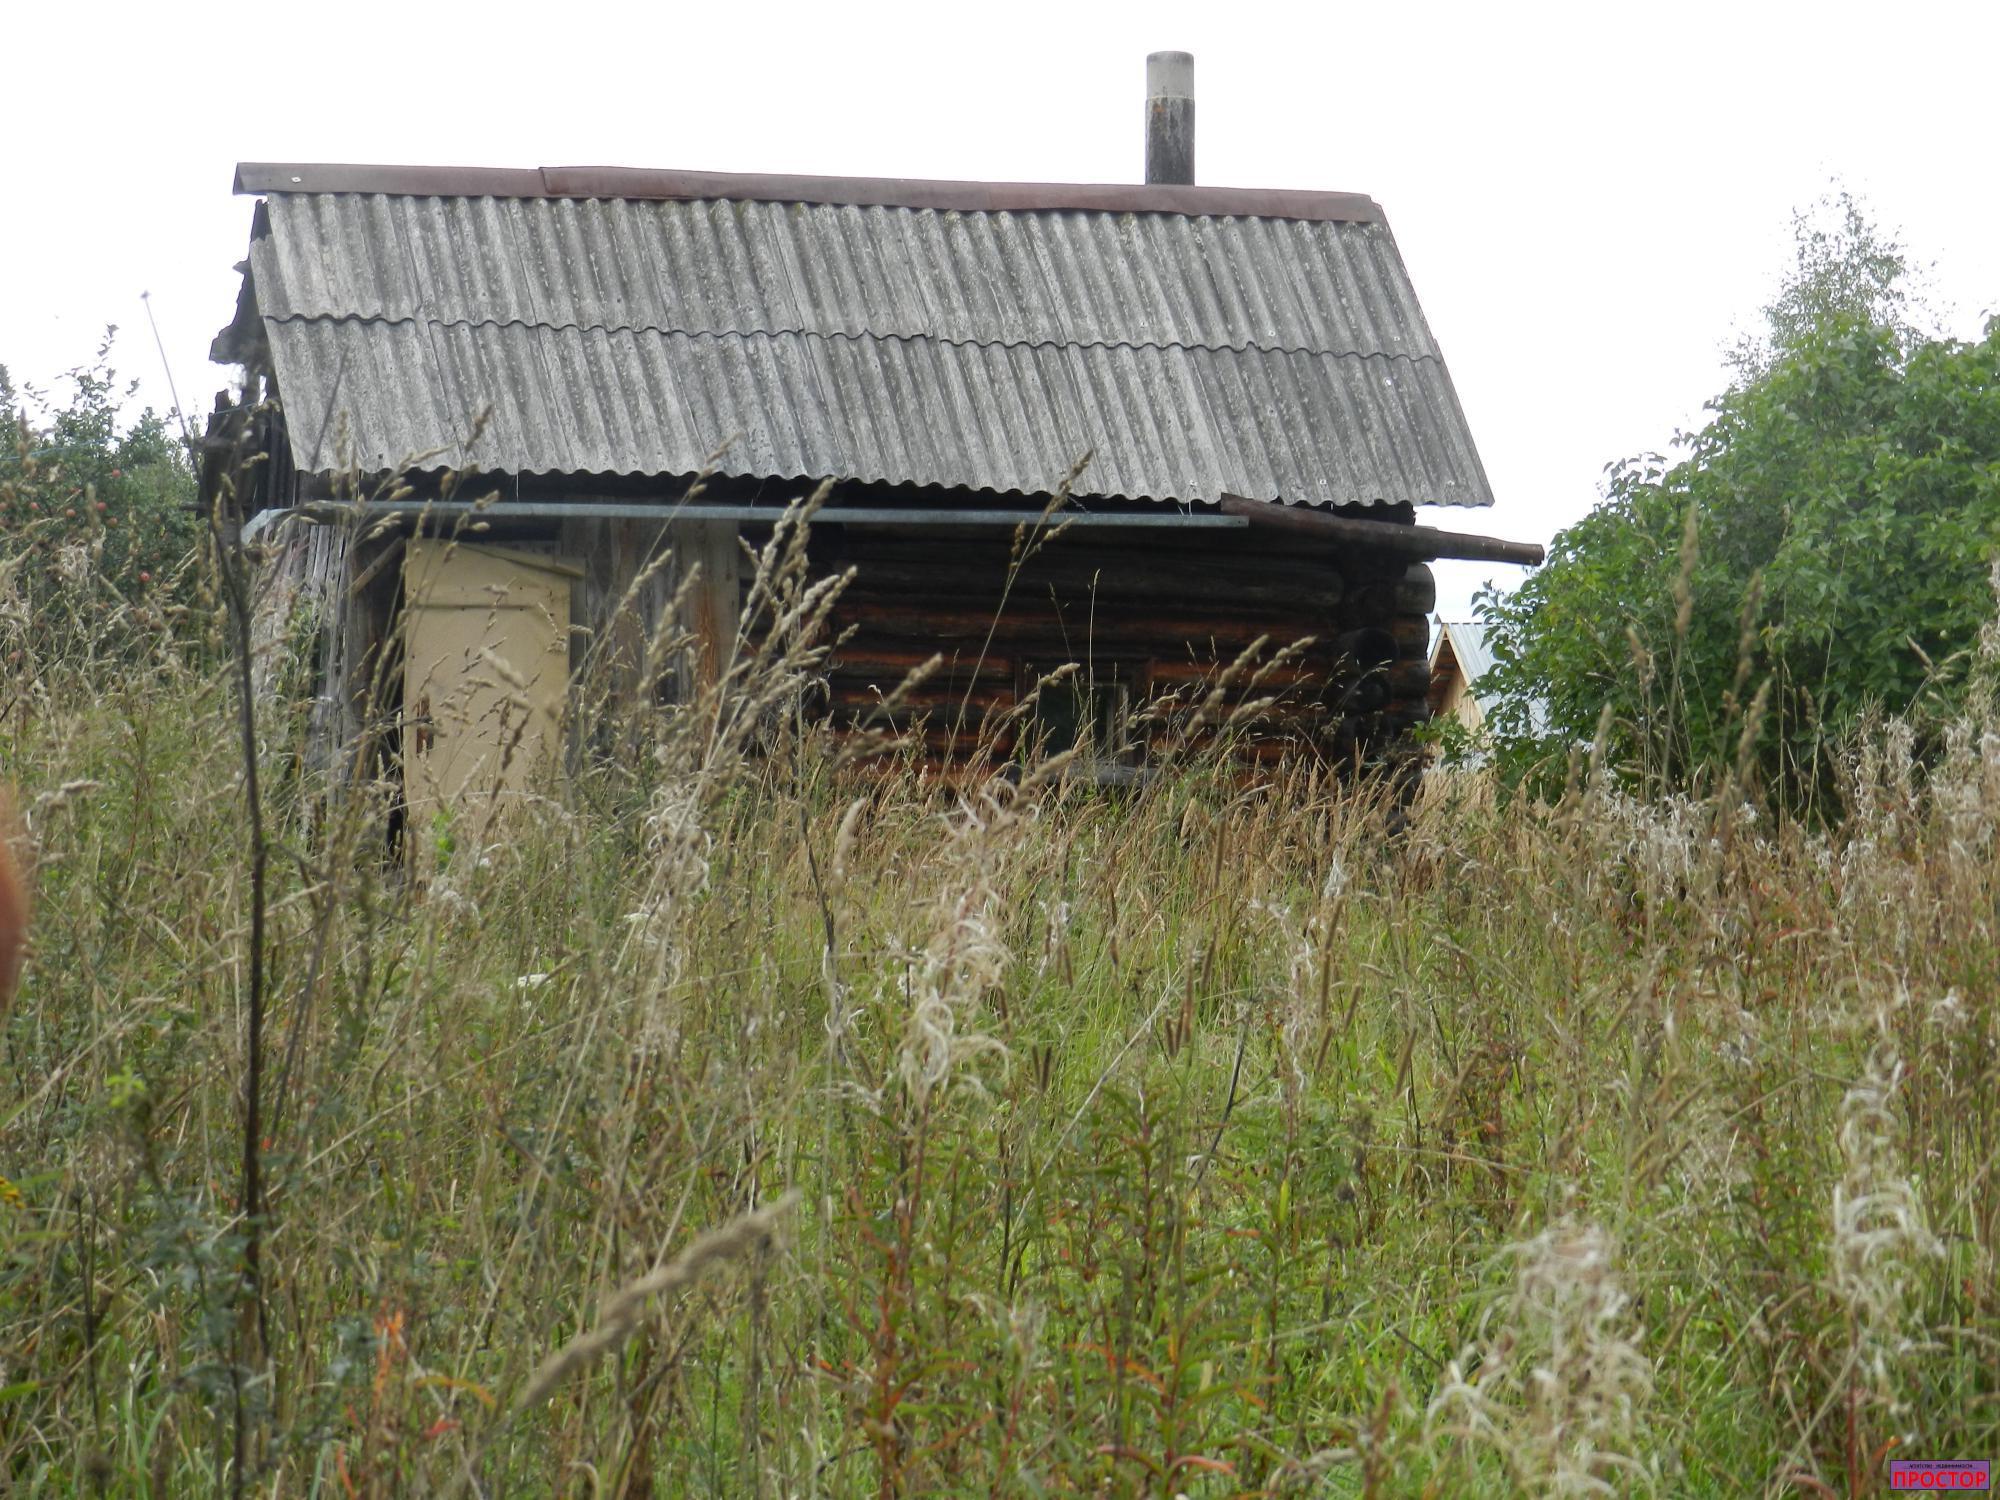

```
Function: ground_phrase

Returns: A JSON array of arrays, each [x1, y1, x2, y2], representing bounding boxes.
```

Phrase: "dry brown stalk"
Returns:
[[0, 786, 24, 1010], [512, 1191, 800, 1417]]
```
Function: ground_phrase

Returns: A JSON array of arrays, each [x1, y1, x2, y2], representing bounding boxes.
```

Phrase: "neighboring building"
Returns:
[[200, 54, 1538, 822], [1429, 618, 1500, 733], [1429, 617, 1547, 740]]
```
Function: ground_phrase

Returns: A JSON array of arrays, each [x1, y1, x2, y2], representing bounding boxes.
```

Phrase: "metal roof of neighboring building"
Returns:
[[1431, 617, 1550, 735], [1431, 618, 1496, 694], [221, 163, 1496, 510]]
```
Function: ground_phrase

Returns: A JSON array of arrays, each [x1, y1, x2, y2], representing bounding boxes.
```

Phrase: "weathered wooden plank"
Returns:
[[674, 518, 740, 692]]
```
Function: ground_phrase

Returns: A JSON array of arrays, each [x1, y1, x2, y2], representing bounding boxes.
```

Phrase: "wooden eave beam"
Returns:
[[1219, 495, 1545, 566]]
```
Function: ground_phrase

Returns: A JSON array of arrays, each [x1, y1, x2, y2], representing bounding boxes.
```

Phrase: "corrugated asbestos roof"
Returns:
[[229, 164, 1495, 509]]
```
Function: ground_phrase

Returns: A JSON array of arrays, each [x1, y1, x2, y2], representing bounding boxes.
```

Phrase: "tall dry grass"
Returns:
[[0, 500, 1996, 1496]]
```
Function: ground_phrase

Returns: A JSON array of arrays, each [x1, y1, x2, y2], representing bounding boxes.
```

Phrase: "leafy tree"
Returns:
[[1478, 198, 2000, 807], [0, 330, 201, 615], [1727, 187, 1933, 377]]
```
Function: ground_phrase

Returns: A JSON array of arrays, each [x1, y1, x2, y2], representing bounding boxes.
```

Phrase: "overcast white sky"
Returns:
[[5, 0, 1996, 618]]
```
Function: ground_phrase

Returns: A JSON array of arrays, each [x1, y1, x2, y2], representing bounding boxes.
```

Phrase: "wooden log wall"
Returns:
[[794, 521, 1435, 778], [267, 488, 1436, 793]]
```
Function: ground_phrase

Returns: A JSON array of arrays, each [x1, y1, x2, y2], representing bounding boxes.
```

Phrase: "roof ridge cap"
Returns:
[[234, 162, 1385, 224]]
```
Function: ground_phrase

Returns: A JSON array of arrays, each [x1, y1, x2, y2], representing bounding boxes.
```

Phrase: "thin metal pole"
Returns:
[[254, 500, 1250, 531]]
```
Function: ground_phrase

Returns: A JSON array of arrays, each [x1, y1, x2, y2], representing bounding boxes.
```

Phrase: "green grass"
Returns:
[[2, 539, 1997, 1497]]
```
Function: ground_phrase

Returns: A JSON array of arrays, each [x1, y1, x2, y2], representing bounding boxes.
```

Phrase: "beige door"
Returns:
[[402, 540, 576, 849]]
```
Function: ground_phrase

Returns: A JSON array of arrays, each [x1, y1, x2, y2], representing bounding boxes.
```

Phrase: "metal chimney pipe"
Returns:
[[1145, 51, 1195, 186]]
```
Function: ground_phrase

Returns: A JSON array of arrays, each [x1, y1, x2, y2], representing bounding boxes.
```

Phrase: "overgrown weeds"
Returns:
[[1, 502, 1997, 1496]]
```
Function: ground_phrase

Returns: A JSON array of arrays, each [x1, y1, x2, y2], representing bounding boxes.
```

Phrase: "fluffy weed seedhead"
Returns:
[[1429, 1219, 1656, 1495], [1830, 1044, 1941, 1414], [891, 779, 1023, 1111]]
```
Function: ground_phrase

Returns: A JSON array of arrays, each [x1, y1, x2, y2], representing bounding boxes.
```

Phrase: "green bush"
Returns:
[[1479, 197, 2000, 811], [1, 331, 202, 640]]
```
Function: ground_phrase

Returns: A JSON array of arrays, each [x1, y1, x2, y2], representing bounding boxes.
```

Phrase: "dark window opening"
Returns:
[[1023, 665, 1136, 774]]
